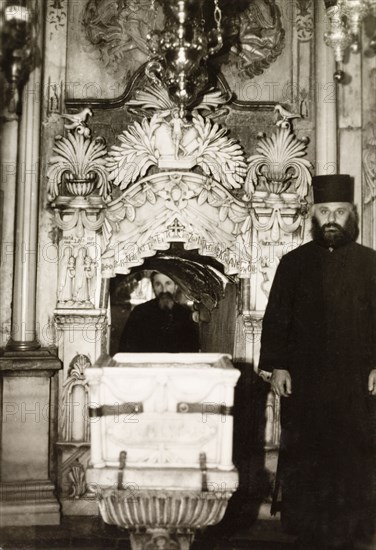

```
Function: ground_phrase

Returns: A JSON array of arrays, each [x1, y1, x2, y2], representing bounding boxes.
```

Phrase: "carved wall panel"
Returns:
[[40, 0, 317, 519], [63, 0, 312, 116], [44, 94, 312, 517], [56, 353, 92, 509]]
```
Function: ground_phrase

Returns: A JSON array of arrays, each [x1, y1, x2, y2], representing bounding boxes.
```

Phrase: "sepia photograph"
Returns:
[[0, 1, 375, 549]]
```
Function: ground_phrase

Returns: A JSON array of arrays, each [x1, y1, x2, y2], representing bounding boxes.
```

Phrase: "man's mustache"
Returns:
[[322, 223, 343, 232]]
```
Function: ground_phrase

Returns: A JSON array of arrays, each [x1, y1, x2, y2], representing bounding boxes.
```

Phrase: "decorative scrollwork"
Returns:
[[126, 84, 230, 118], [101, 171, 251, 277], [250, 206, 305, 243]]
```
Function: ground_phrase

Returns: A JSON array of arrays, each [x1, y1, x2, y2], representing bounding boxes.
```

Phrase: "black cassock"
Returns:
[[118, 298, 199, 353], [259, 240, 376, 546]]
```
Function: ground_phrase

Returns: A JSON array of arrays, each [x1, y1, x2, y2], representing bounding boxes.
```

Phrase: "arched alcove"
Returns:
[[108, 243, 238, 356]]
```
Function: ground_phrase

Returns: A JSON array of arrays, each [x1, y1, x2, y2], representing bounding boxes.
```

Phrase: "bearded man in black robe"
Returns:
[[259, 175, 376, 550], [119, 271, 199, 353]]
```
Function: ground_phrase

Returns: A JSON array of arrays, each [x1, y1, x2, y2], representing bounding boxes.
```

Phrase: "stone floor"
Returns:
[[0, 517, 295, 550]]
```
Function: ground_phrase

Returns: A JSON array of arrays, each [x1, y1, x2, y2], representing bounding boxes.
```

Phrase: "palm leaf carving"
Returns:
[[126, 85, 175, 112], [106, 117, 160, 190], [246, 127, 312, 197], [193, 114, 247, 190], [47, 132, 109, 200]]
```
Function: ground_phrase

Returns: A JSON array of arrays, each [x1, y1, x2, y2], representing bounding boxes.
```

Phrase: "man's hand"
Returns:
[[271, 369, 292, 397], [368, 369, 376, 396]]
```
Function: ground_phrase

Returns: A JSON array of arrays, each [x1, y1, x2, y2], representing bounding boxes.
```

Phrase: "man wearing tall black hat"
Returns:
[[259, 175, 376, 549]]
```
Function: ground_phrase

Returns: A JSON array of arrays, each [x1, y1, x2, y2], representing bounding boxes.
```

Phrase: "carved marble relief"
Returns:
[[67, 459, 87, 499], [80, 0, 285, 96], [363, 123, 376, 205], [227, 0, 285, 78], [47, 109, 110, 201], [83, 0, 164, 77], [56, 354, 92, 504], [58, 245, 97, 307], [47, 52, 312, 517], [246, 113, 311, 199], [362, 123, 376, 249], [106, 111, 246, 180], [99, 86, 251, 277], [60, 354, 91, 442], [296, 0, 313, 42]]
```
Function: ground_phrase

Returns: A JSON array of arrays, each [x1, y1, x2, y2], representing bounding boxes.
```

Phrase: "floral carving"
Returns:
[[246, 127, 312, 198], [47, 112, 110, 201], [193, 114, 247, 190], [249, 206, 306, 243], [106, 111, 246, 191], [68, 459, 87, 499], [106, 116, 160, 190]]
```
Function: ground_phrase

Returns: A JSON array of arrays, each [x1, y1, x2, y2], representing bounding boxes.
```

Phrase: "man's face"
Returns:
[[152, 273, 177, 297], [152, 273, 177, 311], [311, 201, 357, 248], [314, 202, 352, 230]]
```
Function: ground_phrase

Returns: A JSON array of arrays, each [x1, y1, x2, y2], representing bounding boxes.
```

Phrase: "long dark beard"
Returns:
[[311, 211, 359, 248], [157, 292, 175, 311]]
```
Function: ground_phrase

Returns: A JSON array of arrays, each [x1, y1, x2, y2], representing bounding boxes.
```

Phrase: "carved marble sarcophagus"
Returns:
[[86, 353, 240, 550]]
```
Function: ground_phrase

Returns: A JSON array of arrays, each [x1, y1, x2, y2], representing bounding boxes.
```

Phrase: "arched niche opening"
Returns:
[[108, 242, 238, 356]]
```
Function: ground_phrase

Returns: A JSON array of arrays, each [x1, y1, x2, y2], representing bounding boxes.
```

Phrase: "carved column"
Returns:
[[0, 0, 62, 527], [6, 0, 42, 350], [46, 112, 110, 514], [0, 110, 18, 347]]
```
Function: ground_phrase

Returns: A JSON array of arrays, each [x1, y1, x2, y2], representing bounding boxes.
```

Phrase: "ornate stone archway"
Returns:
[[46, 88, 312, 514], [101, 171, 251, 278]]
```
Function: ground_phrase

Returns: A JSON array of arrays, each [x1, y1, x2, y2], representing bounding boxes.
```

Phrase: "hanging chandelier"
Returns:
[[324, 0, 376, 82], [146, 0, 223, 116]]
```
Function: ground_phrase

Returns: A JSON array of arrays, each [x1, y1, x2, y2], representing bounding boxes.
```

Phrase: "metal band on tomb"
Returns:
[[89, 402, 143, 417], [177, 403, 233, 416]]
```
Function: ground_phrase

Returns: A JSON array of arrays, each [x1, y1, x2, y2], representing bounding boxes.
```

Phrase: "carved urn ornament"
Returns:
[[246, 105, 312, 199], [47, 109, 110, 203]]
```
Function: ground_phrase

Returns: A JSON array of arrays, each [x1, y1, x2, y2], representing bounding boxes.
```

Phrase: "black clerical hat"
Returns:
[[312, 174, 354, 204]]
